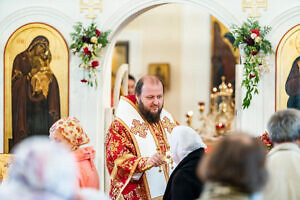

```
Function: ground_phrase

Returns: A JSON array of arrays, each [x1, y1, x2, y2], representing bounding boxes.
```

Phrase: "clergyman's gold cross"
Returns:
[[130, 119, 148, 138], [242, 0, 267, 18], [80, 0, 103, 19]]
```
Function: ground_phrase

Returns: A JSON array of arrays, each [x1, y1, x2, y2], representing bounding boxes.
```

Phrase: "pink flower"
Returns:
[[91, 60, 99, 68], [95, 29, 101, 37], [251, 29, 260, 36], [83, 47, 91, 56]]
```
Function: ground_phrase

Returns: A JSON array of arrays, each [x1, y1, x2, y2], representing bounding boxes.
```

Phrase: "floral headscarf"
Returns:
[[0, 136, 78, 200], [49, 117, 90, 148]]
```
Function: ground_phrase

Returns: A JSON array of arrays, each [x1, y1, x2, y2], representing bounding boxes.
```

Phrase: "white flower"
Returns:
[[83, 43, 89, 48], [87, 44, 93, 52], [251, 33, 257, 39], [71, 48, 77, 53], [255, 36, 262, 43], [91, 36, 98, 44], [97, 43, 102, 49]]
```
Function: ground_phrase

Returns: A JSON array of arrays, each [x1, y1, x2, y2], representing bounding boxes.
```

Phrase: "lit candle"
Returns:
[[186, 110, 193, 117], [212, 87, 218, 94], [216, 123, 225, 129]]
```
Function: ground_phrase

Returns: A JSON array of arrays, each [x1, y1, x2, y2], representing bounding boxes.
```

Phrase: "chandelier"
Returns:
[[185, 76, 235, 139]]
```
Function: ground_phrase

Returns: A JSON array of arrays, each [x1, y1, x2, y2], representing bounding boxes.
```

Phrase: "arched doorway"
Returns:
[[101, 0, 239, 108], [99, 0, 240, 191]]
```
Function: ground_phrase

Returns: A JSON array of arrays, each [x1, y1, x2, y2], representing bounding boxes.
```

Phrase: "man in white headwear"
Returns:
[[163, 126, 207, 200]]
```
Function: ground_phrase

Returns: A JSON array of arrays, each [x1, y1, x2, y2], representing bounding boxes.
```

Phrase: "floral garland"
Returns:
[[70, 22, 109, 87], [257, 132, 273, 152], [230, 19, 273, 109]]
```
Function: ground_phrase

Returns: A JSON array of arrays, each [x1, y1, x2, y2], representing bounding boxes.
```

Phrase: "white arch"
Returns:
[[99, 0, 240, 191], [103, 0, 240, 34], [269, 6, 300, 48], [100, 0, 241, 109]]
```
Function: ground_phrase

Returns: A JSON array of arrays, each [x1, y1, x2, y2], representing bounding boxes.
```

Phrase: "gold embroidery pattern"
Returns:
[[130, 119, 148, 138], [162, 117, 177, 133], [0, 154, 13, 181]]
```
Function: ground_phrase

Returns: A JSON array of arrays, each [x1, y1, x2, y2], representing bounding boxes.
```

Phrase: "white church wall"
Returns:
[[116, 4, 183, 121], [1, 0, 300, 192], [113, 4, 212, 124], [180, 5, 211, 124]]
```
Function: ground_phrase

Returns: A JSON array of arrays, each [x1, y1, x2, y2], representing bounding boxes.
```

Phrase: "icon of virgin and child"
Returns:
[[11, 35, 60, 148], [286, 33, 300, 110]]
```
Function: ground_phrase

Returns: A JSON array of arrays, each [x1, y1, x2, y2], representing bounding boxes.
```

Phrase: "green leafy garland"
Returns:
[[230, 19, 273, 109], [70, 22, 109, 87]]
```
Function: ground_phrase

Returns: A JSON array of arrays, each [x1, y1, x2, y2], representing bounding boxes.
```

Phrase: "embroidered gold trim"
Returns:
[[130, 119, 148, 138], [117, 157, 143, 200], [115, 118, 151, 200], [152, 196, 163, 200], [161, 116, 177, 133], [111, 154, 135, 180]]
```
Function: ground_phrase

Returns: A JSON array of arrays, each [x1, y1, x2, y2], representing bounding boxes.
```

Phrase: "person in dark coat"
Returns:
[[163, 126, 206, 200]]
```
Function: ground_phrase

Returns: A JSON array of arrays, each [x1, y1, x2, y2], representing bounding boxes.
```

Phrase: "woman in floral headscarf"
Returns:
[[49, 117, 99, 189]]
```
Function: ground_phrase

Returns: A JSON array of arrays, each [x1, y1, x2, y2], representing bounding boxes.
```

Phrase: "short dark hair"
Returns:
[[135, 75, 164, 96], [129, 74, 135, 82], [267, 109, 300, 143], [200, 133, 267, 194]]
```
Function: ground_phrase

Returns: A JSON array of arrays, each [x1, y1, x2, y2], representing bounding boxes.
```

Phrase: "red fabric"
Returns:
[[205, 145, 213, 153], [73, 146, 99, 189], [125, 95, 137, 104], [106, 120, 150, 200]]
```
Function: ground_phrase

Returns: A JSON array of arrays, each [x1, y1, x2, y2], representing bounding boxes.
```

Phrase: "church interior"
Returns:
[[0, 0, 300, 199]]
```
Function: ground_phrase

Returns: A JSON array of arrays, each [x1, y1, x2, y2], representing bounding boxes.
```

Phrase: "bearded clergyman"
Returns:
[[106, 75, 178, 200]]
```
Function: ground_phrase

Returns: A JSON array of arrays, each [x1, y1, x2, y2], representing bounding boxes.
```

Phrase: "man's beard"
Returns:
[[138, 100, 163, 124]]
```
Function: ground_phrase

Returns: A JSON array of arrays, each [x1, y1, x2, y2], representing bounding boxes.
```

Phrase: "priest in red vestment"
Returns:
[[106, 76, 178, 200]]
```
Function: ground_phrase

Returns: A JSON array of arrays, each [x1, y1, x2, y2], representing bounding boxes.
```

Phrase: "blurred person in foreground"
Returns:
[[0, 137, 78, 200], [163, 126, 206, 200], [49, 117, 99, 189], [198, 133, 267, 200], [263, 109, 300, 200]]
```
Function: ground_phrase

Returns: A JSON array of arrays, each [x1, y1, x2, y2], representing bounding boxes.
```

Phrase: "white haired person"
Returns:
[[0, 137, 79, 200], [49, 117, 99, 189], [263, 109, 300, 200], [163, 126, 207, 200]]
